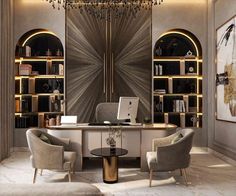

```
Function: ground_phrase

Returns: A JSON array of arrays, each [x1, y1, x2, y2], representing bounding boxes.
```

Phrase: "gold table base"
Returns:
[[103, 156, 118, 183]]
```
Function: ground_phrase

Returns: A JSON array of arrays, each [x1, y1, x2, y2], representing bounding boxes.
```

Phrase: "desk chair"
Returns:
[[95, 102, 122, 123]]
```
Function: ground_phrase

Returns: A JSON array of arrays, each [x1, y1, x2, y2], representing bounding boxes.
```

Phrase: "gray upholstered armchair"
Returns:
[[146, 128, 194, 187], [26, 129, 76, 183]]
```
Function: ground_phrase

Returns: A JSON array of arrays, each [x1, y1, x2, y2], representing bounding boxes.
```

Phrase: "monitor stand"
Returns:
[[129, 115, 136, 124]]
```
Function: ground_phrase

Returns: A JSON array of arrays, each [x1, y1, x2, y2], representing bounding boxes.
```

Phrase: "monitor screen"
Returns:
[[117, 97, 139, 124]]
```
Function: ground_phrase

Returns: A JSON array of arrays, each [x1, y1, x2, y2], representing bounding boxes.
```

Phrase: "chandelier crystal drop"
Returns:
[[45, 0, 164, 20]]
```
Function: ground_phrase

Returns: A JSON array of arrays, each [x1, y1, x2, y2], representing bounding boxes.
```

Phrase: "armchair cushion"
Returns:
[[171, 133, 183, 144], [39, 133, 51, 144]]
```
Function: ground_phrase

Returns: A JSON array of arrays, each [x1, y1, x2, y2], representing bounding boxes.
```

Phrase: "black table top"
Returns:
[[90, 147, 128, 157]]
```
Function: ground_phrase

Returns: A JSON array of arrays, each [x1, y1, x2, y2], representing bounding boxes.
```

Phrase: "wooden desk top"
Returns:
[[48, 123, 177, 130]]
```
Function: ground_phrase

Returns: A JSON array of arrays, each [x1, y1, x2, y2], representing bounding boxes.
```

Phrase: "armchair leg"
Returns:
[[182, 168, 188, 186], [72, 163, 75, 174], [180, 169, 183, 176], [68, 165, 72, 182], [33, 168, 38, 184], [68, 170, 71, 182], [40, 169, 43, 176], [149, 170, 153, 187]]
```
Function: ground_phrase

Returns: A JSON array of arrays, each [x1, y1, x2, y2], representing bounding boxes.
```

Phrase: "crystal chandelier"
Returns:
[[45, 0, 164, 20]]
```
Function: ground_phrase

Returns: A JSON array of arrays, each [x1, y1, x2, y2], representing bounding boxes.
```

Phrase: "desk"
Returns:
[[48, 123, 176, 171]]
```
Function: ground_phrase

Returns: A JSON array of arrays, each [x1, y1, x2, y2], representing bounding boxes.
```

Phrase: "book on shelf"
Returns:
[[180, 60, 185, 75], [155, 64, 163, 76], [21, 96, 32, 113], [154, 89, 166, 94], [46, 61, 52, 75], [21, 78, 29, 94], [15, 98, 20, 112], [15, 63, 19, 76], [15, 80, 20, 94], [173, 100, 185, 112], [155, 101, 163, 112], [168, 78, 173, 94], [28, 78, 35, 94], [32, 97, 38, 112], [38, 114, 45, 128], [15, 116, 30, 128], [59, 64, 64, 75], [25, 46, 31, 57]]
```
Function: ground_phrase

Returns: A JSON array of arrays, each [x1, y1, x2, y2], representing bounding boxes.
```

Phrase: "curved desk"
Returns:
[[48, 123, 176, 172]]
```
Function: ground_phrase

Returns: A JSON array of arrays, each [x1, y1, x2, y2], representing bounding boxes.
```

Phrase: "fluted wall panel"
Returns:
[[66, 10, 151, 122], [0, 0, 14, 161]]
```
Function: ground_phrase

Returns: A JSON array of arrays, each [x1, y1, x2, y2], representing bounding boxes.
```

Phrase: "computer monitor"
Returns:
[[117, 97, 139, 124]]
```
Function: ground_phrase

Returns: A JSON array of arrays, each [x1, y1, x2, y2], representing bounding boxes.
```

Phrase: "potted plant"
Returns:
[[106, 126, 122, 152]]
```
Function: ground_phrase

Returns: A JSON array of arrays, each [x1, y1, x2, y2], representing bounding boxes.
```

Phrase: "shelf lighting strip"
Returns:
[[15, 93, 64, 97], [153, 76, 203, 79], [15, 75, 64, 79], [155, 112, 203, 115], [22, 31, 57, 47], [15, 58, 64, 62], [159, 31, 200, 57], [153, 58, 202, 62], [153, 93, 203, 97]]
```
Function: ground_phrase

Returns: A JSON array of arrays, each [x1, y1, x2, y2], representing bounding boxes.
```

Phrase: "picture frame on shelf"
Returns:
[[216, 15, 236, 122]]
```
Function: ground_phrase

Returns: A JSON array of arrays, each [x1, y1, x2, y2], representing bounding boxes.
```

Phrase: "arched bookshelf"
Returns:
[[153, 29, 202, 128], [15, 29, 64, 128]]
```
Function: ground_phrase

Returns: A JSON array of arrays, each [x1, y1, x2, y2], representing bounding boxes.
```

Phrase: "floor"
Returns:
[[0, 149, 236, 196]]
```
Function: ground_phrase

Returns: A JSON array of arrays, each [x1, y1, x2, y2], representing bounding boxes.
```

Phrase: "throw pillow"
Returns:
[[39, 134, 51, 144], [171, 133, 184, 144]]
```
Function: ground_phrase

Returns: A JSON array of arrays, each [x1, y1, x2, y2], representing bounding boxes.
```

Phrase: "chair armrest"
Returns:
[[31, 140, 64, 170], [152, 132, 178, 151]]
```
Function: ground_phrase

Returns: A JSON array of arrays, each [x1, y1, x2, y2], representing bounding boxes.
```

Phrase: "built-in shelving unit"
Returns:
[[153, 30, 203, 128], [15, 30, 64, 128]]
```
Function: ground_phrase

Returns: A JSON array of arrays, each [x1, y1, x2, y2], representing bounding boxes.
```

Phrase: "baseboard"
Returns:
[[208, 148, 236, 166]]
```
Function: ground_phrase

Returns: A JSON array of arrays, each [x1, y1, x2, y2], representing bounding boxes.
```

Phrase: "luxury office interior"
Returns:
[[0, 0, 236, 195]]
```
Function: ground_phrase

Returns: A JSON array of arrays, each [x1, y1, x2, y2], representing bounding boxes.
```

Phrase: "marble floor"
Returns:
[[0, 149, 236, 196]]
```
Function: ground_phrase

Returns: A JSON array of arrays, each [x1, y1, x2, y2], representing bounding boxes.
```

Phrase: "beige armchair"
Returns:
[[26, 129, 76, 183], [146, 128, 194, 187]]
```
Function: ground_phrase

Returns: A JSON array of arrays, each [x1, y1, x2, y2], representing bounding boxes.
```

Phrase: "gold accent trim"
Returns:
[[22, 31, 57, 46]]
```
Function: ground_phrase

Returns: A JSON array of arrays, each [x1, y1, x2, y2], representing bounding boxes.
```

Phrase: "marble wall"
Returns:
[[207, 0, 236, 160]]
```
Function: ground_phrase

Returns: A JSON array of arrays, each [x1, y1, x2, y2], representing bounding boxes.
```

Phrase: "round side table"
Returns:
[[90, 147, 128, 183]]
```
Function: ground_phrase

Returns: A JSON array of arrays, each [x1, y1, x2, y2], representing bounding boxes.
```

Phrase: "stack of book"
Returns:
[[155, 101, 163, 112], [19, 64, 32, 75], [173, 100, 186, 112], [154, 89, 166, 94]]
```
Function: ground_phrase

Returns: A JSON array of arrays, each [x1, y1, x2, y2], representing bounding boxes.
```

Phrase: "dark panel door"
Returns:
[[66, 11, 107, 122], [110, 10, 152, 122]]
